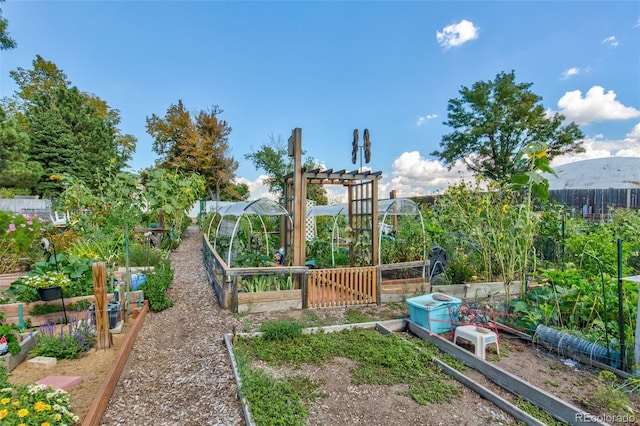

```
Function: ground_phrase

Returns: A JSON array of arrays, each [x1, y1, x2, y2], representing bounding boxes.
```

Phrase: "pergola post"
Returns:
[[289, 128, 305, 270]]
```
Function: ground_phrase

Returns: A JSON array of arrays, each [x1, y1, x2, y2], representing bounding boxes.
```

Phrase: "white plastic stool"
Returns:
[[453, 325, 499, 360]]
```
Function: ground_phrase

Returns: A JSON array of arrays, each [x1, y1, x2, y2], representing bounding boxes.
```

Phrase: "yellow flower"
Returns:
[[34, 400, 48, 412], [41, 423, 51, 426], [502, 204, 509, 214], [527, 149, 548, 159], [0, 398, 9, 405], [17, 408, 29, 417], [0, 409, 7, 419], [49, 174, 61, 181]]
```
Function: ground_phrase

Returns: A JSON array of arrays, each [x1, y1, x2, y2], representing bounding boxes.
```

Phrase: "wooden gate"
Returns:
[[307, 266, 378, 308]]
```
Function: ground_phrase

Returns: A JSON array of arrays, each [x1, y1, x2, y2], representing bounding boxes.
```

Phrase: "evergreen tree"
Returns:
[[28, 86, 117, 195], [0, 106, 41, 191]]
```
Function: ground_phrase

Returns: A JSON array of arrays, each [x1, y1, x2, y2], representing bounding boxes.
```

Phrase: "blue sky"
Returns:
[[1, 1, 639, 201]]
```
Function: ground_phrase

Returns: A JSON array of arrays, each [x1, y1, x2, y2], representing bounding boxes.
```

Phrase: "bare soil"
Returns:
[[6, 224, 640, 425]]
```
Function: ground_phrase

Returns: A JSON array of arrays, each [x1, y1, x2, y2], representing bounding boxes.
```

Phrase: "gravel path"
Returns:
[[100, 224, 246, 425]]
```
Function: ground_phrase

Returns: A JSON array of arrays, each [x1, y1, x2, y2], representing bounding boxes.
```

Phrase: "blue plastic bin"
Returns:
[[406, 293, 461, 334], [131, 274, 147, 291]]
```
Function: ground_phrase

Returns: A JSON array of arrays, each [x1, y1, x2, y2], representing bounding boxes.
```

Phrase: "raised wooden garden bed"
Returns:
[[237, 289, 302, 313], [0, 290, 144, 326], [430, 281, 522, 300], [0, 332, 35, 372]]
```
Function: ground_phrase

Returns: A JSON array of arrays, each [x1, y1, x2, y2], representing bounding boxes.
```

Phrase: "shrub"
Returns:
[[139, 261, 174, 312], [0, 325, 21, 356], [259, 320, 305, 341], [30, 317, 95, 359], [118, 242, 166, 267], [0, 211, 49, 273]]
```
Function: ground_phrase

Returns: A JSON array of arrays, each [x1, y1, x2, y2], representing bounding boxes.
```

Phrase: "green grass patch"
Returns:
[[234, 348, 323, 426], [259, 319, 305, 341], [234, 325, 462, 425], [344, 308, 373, 324], [514, 398, 569, 425]]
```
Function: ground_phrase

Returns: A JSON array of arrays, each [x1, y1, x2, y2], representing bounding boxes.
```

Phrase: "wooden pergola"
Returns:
[[282, 128, 383, 270]]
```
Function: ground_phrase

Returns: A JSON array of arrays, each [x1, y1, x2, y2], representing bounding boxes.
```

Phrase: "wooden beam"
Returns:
[[82, 301, 148, 426], [92, 262, 112, 350], [290, 128, 305, 270]]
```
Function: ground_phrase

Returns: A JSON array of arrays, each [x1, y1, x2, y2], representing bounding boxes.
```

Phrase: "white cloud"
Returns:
[[625, 122, 640, 142], [551, 124, 640, 166], [635, 18, 640, 28], [416, 114, 438, 126], [377, 151, 472, 197], [560, 67, 580, 80], [236, 175, 277, 201], [602, 36, 619, 47], [556, 86, 640, 124], [384, 125, 639, 198], [436, 19, 479, 49]]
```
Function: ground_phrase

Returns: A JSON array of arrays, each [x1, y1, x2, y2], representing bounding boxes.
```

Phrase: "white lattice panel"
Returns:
[[305, 199, 316, 241]]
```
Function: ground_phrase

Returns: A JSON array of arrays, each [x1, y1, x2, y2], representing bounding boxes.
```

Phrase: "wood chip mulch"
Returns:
[[100, 224, 246, 425]]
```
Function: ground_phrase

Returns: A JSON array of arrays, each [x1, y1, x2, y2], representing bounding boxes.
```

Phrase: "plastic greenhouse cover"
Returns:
[[307, 198, 420, 217], [216, 198, 290, 217]]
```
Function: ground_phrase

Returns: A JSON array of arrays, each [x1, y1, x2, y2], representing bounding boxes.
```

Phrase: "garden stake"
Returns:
[[617, 239, 626, 371], [17, 304, 24, 329], [583, 251, 611, 361]]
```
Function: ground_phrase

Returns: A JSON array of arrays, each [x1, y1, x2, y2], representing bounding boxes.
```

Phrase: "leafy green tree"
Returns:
[[431, 71, 584, 182], [146, 100, 239, 200], [221, 181, 250, 201], [244, 134, 328, 204], [0, 106, 41, 191], [9, 55, 70, 110], [0, 0, 16, 50], [143, 168, 205, 241]]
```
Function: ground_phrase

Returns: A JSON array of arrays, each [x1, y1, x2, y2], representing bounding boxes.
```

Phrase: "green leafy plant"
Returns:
[[0, 366, 79, 425], [22, 271, 71, 290], [233, 349, 321, 426], [0, 211, 49, 274], [25, 254, 95, 298], [235, 326, 463, 425], [30, 317, 95, 359], [259, 319, 305, 341], [139, 261, 175, 312], [28, 303, 64, 316], [0, 324, 21, 356], [592, 371, 636, 417], [118, 242, 165, 267]]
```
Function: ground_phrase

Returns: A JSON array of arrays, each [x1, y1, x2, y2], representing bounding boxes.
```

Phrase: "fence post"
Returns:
[[92, 262, 112, 349], [376, 266, 382, 305], [301, 271, 308, 309]]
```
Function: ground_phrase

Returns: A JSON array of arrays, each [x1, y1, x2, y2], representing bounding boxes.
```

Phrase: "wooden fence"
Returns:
[[306, 267, 378, 308], [202, 235, 429, 312]]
